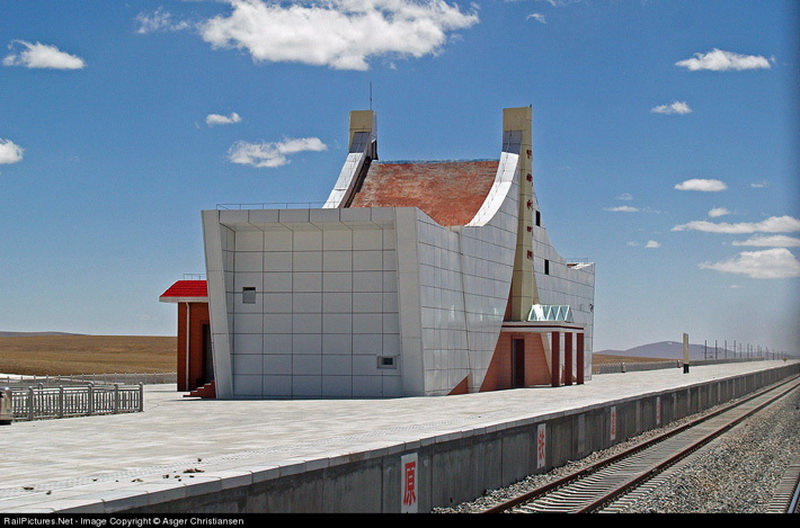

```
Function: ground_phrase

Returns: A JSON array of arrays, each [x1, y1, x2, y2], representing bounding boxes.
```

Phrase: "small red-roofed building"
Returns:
[[159, 280, 214, 395]]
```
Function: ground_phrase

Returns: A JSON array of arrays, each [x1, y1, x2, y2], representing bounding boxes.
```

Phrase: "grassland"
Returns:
[[0, 335, 176, 376], [0, 334, 660, 377]]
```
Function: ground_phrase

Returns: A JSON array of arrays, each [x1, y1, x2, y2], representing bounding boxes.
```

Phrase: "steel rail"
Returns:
[[766, 455, 800, 514], [791, 475, 800, 514], [482, 375, 800, 514]]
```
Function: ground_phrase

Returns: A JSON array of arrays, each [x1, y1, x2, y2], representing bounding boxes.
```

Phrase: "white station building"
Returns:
[[164, 107, 595, 399]]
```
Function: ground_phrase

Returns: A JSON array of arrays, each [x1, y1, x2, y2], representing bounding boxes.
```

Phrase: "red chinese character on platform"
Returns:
[[403, 460, 417, 506], [537, 424, 546, 468]]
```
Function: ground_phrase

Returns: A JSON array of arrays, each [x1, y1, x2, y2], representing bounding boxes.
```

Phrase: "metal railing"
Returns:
[[593, 360, 681, 375], [8, 383, 144, 422], [0, 372, 176, 389], [217, 201, 326, 210], [593, 356, 766, 375]]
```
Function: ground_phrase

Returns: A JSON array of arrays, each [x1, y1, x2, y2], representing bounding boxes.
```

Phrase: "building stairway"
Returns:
[[185, 380, 216, 399]]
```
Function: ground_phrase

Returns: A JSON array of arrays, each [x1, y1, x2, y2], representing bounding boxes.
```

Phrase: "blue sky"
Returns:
[[1, 0, 797, 355]]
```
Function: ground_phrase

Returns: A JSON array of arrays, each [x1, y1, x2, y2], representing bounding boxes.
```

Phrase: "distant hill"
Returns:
[[0, 331, 85, 338], [595, 341, 740, 361]]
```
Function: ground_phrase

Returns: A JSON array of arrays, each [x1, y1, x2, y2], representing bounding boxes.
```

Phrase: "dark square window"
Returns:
[[242, 287, 256, 304]]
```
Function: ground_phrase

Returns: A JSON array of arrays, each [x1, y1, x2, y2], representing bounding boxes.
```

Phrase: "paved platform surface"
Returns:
[[0, 360, 794, 513]]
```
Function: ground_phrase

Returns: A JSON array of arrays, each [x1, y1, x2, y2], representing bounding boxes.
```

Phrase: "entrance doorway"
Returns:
[[512, 338, 525, 388], [202, 324, 214, 385]]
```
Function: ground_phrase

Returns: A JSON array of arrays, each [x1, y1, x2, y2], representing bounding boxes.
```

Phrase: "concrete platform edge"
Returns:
[[3, 362, 798, 514]]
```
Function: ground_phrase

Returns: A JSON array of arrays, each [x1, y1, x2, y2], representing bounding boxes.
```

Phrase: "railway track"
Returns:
[[482, 375, 800, 514], [766, 455, 800, 514]]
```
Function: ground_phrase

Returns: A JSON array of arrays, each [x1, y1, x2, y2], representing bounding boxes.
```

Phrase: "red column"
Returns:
[[576, 333, 585, 385], [564, 332, 573, 385], [551, 332, 561, 387]]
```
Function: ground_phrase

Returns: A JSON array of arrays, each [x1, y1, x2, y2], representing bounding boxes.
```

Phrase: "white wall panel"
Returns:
[[263, 354, 292, 374], [233, 375, 261, 397], [292, 376, 321, 398]]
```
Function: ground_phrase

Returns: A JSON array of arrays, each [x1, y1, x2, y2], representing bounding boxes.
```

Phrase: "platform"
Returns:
[[0, 360, 797, 514]]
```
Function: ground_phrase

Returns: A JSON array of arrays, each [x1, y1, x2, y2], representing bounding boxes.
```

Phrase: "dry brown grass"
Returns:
[[592, 354, 670, 365], [0, 335, 660, 377], [0, 335, 176, 376]]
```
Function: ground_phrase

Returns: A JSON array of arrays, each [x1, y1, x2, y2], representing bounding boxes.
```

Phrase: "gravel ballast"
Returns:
[[435, 385, 800, 514]]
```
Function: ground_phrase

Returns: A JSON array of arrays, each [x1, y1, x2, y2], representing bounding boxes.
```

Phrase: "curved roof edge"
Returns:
[[466, 152, 519, 227]]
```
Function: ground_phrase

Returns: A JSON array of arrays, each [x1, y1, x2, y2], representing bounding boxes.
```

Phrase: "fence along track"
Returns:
[[483, 375, 800, 514]]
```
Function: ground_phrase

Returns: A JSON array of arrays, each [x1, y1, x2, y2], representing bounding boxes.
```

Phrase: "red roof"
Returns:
[[349, 160, 499, 226], [159, 280, 208, 302]]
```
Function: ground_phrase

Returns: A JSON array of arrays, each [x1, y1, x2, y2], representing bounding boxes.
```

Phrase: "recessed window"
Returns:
[[377, 356, 397, 369], [535, 210, 541, 227], [242, 287, 256, 304], [349, 131, 370, 153], [502, 130, 521, 154], [544, 259, 550, 275]]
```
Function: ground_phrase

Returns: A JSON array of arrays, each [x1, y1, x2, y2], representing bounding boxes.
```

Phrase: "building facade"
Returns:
[[167, 107, 594, 399]]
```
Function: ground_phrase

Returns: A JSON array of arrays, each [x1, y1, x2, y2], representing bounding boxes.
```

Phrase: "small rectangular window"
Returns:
[[242, 287, 256, 304], [535, 210, 541, 227], [544, 259, 550, 275], [377, 356, 397, 369]]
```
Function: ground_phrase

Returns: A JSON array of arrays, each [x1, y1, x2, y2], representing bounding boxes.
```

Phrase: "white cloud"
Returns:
[[605, 206, 639, 213], [651, 101, 692, 115], [750, 181, 768, 188], [537, 0, 582, 5], [0, 139, 24, 164], [199, 0, 480, 71], [228, 137, 327, 168], [699, 248, 800, 279], [206, 112, 242, 126], [672, 215, 800, 234], [674, 178, 727, 192], [708, 207, 730, 218], [628, 240, 661, 248], [135, 7, 192, 34], [675, 48, 772, 72], [3, 40, 86, 70], [527, 13, 546, 23], [732, 235, 800, 248], [616, 192, 634, 201]]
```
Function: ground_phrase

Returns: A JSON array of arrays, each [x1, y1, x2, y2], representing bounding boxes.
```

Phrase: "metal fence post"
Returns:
[[59, 386, 64, 418], [88, 384, 94, 416], [27, 387, 34, 421], [113, 384, 119, 414], [138, 383, 144, 412]]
